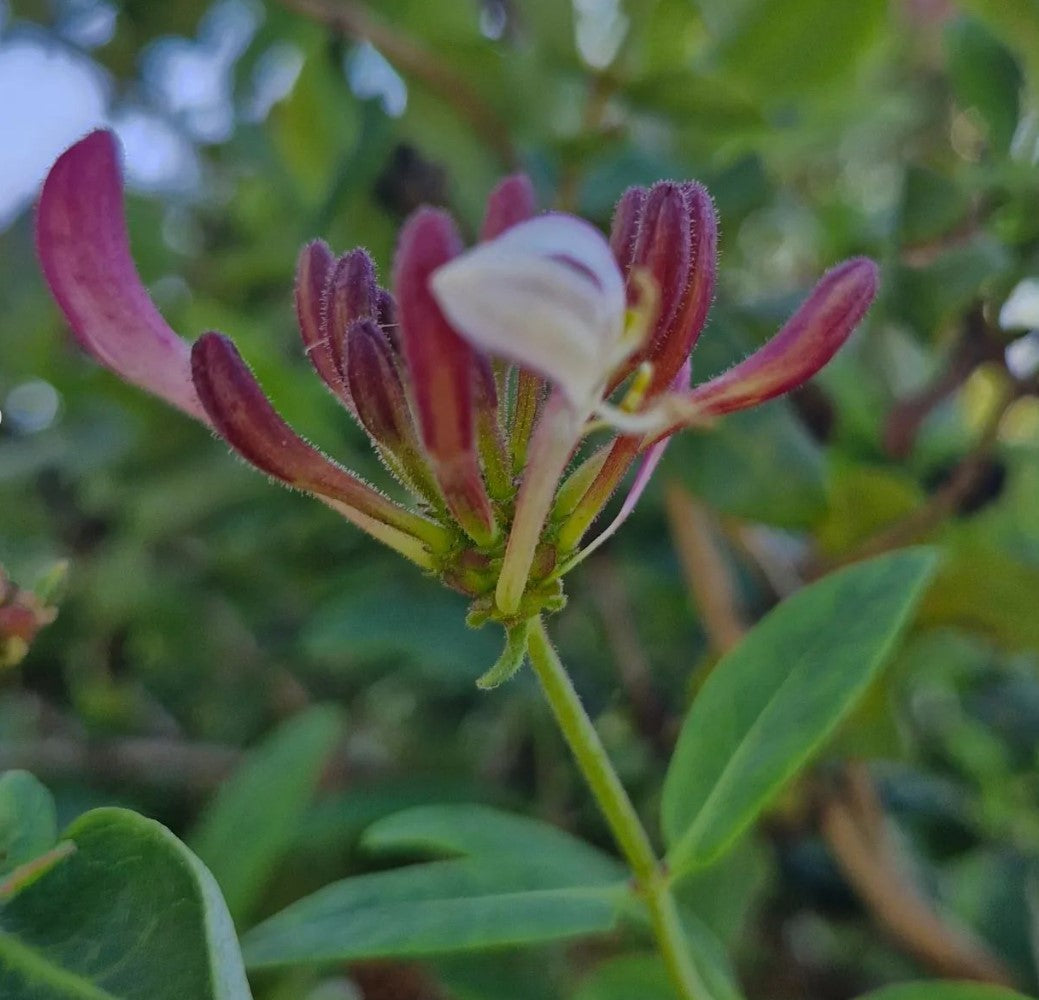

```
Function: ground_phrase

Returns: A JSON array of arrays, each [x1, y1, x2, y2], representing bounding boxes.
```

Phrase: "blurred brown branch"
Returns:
[[820, 762, 1016, 986]]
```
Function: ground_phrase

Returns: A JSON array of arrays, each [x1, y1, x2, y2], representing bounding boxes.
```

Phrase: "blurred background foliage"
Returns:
[[2, 0, 1039, 997]]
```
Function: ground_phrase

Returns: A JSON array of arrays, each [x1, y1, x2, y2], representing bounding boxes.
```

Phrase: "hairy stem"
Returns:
[[525, 617, 708, 1000]]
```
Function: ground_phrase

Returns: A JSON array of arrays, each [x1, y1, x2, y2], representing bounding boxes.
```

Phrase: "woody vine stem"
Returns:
[[525, 617, 708, 1000]]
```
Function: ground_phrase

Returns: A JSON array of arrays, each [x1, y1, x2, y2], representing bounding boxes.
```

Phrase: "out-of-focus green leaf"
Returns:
[[666, 400, 826, 530], [945, 17, 1024, 154], [919, 543, 1039, 652], [303, 581, 500, 683], [893, 236, 1012, 338], [0, 771, 56, 877], [956, 0, 1039, 98], [856, 985, 1031, 1000], [816, 461, 925, 556], [0, 808, 252, 999], [662, 550, 938, 874], [189, 706, 343, 923], [573, 955, 675, 1000], [270, 44, 360, 205], [713, 0, 887, 100], [898, 166, 972, 246]]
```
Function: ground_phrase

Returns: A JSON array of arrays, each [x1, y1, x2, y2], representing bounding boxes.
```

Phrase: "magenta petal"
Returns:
[[631, 182, 691, 341], [295, 240, 345, 402], [480, 173, 537, 240], [344, 318, 414, 451], [395, 208, 496, 543], [578, 358, 690, 559], [36, 130, 207, 422], [609, 186, 647, 272], [190, 331, 422, 539], [686, 257, 878, 417]]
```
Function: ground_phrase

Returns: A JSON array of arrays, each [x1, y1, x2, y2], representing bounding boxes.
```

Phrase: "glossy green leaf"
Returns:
[[0, 771, 56, 876], [241, 858, 624, 968], [856, 984, 1032, 1000], [662, 550, 938, 874], [0, 808, 252, 999], [189, 705, 343, 923]]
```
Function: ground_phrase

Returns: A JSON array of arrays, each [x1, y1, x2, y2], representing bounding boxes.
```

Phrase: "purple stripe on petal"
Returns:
[[191, 331, 423, 539], [35, 130, 207, 422], [685, 257, 878, 417], [480, 173, 537, 240]]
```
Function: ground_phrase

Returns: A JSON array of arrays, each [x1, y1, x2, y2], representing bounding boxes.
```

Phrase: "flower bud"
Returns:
[[395, 208, 497, 544], [480, 173, 537, 240]]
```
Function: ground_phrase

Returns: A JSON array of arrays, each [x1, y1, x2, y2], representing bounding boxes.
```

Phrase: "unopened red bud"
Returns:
[[296, 241, 348, 404], [631, 182, 691, 344], [395, 208, 497, 544], [610, 186, 647, 272], [345, 318, 414, 451], [480, 173, 537, 240], [325, 249, 379, 377], [683, 257, 878, 418], [648, 182, 718, 393]]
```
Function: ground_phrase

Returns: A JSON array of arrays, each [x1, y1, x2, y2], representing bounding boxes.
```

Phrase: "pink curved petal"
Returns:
[[686, 257, 878, 417], [577, 358, 691, 560], [480, 173, 537, 240], [36, 130, 208, 422]]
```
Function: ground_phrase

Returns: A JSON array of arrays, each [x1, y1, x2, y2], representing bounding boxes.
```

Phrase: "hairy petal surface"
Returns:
[[190, 332, 445, 560], [682, 257, 878, 418], [36, 130, 207, 422]]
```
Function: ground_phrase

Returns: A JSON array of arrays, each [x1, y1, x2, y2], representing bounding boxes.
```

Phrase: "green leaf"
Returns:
[[243, 805, 626, 968], [573, 955, 675, 1000], [241, 859, 624, 969], [189, 706, 343, 923], [714, 0, 887, 100], [665, 400, 826, 530], [0, 808, 252, 1000], [662, 550, 938, 875], [0, 772, 56, 877], [362, 803, 624, 885], [856, 985, 1032, 1000], [945, 17, 1024, 154]]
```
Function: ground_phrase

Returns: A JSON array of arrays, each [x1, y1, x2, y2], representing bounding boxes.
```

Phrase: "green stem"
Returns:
[[525, 617, 709, 1000]]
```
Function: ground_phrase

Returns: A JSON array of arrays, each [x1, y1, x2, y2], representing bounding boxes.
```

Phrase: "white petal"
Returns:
[[1000, 278, 1039, 331], [431, 214, 626, 409]]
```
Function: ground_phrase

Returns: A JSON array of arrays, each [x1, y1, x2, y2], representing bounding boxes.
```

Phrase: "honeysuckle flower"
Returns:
[[36, 131, 877, 683]]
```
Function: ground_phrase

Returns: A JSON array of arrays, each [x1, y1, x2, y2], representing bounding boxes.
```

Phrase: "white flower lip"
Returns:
[[430, 213, 628, 410]]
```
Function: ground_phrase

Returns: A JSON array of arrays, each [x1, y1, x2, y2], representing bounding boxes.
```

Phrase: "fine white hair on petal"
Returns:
[[431, 213, 627, 409]]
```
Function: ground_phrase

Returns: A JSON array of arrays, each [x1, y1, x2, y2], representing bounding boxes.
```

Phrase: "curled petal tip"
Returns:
[[36, 130, 207, 422]]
